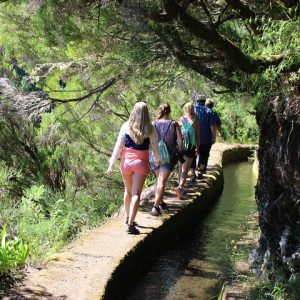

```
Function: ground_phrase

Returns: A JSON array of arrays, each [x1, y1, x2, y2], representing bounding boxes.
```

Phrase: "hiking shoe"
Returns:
[[125, 217, 137, 225], [127, 224, 140, 235], [175, 186, 184, 200], [189, 175, 196, 184], [197, 172, 203, 179], [151, 206, 161, 216], [159, 202, 168, 212]]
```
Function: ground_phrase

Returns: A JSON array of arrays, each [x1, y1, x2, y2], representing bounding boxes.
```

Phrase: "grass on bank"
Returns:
[[0, 182, 123, 264], [222, 213, 300, 300]]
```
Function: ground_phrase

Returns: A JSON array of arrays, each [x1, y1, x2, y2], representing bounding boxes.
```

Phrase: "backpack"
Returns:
[[155, 121, 173, 164], [181, 117, 195, 151]]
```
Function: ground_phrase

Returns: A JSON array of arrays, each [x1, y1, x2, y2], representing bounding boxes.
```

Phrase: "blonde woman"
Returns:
[[106, 102, 160, 234], [176, 102, 200, 199]]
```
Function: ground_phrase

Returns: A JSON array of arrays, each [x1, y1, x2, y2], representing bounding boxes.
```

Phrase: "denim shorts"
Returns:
[[182, 146, 196, 158], [150, 156, 177, 172]]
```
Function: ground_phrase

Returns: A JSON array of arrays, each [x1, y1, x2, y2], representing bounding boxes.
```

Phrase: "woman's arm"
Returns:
[[175, 121, 183, 152], [149, 127, 160, 164], [178, 116, 183, 127], [106, 122, 126, 174], [193, 120, 200, 155]]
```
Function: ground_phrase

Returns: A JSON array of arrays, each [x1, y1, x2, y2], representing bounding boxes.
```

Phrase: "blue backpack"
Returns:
[[181, 117, 195, 151], [155, 121, 173, 164]]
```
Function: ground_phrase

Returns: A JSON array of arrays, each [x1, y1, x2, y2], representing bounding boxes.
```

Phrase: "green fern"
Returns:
[[0, 224, 29, 275]]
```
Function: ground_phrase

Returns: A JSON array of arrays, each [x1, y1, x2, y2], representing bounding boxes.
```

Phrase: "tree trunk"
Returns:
[[256, 90, 300, 277]]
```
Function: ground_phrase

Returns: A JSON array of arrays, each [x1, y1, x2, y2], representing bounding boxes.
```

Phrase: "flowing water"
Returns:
[[126, 161, 257, 300]]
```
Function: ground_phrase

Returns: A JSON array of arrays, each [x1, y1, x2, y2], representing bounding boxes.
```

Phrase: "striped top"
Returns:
[[194, 102, 217, 145]]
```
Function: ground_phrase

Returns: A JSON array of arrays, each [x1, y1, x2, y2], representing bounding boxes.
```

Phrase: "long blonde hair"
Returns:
[[183, 102, 195, 118], [128, 101, 153, 144]]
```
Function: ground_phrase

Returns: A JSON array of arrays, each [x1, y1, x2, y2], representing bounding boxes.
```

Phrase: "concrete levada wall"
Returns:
[[101, 144, 256, 299]]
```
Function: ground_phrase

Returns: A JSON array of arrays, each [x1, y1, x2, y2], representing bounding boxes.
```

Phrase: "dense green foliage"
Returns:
[[0, 101, 125, 260], [240, 14, 300, 110]]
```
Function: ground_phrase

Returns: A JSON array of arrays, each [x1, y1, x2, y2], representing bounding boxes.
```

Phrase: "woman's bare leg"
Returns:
[[178, 156, 193, 187], [122, 173, 132, 219], [154, 169, 172, 206], [128, 173, 147, 225]]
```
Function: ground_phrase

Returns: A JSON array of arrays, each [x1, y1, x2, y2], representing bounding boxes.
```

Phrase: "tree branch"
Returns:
[[156, 26, 239, 90], [48, 77, 117, 103], [176, 52, 239, 90], [225, 0, 256, 19], [224, 0, 259, 33], [163, 0, 282, 73], [181, 0, 198, 10], [105, 105, 128, 120], [280, 0, 299, 7], [215, 3, 230, 27], [199, 0, 214, 24]]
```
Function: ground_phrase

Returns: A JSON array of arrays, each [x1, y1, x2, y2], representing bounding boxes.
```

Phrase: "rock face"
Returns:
[[0, 78, 18, 96], [0, 78, 53, 123], [256, 92, 300, 277]]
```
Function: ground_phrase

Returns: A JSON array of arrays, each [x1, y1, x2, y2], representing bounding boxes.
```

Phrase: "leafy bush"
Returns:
[[0, 224, 29, 275], [1, 183, 122, 261], [214, 97, 259, 144], [0, 162, 24, 199], [0, 108, 69, 193]]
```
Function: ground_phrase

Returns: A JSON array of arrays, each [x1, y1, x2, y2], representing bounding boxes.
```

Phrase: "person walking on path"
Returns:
[[190, 95, 216, 180], [205, 98, 222, 142], [150, 103, 183, 216], [176, 102, 200, 199], [106, 102, 160, 235]]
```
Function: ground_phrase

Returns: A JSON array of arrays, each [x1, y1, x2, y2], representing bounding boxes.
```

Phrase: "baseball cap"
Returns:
[[195, 95, 206, 102]]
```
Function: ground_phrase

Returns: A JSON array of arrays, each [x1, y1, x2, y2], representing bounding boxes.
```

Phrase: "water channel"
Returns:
[[126, 161, 257, 300]]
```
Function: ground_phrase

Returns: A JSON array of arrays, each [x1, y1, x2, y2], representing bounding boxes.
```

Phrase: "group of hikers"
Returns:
[[106, 95, 222, 235]]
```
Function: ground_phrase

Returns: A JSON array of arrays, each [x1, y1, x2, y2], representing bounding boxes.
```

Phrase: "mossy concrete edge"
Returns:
[[101, 144, 256, 299]]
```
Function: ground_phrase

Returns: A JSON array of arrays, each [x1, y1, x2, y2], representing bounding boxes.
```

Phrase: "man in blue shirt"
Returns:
[[205, 98, 222, 142], [193, 95, 216, 177]]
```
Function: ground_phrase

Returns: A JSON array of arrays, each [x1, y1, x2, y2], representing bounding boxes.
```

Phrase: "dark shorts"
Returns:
[[183, 146, 196, 159]]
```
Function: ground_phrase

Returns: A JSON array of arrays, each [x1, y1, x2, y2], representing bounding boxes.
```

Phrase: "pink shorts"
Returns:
[[120, 148, 150, 176], [121, 158, 150, 176]]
